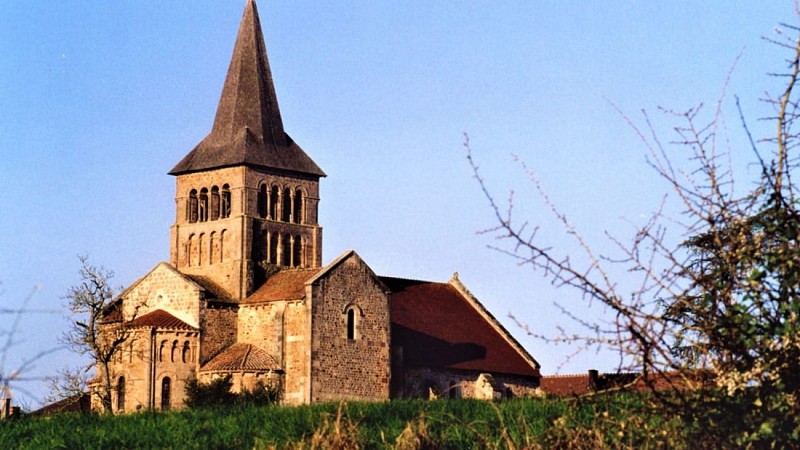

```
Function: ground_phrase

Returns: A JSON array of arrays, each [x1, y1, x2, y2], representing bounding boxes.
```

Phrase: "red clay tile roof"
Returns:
[[244, 268, 319, 304], [540, 374, 590, 396], [30, 393, 92, 417], [128, 309, 196, 331], [169, 0, 324, 177], [201, 343, 281, 372], [383, 277, 540, 378], [539, 371, 713, 396]]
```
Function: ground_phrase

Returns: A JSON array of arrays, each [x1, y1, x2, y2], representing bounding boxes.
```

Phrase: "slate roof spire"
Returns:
[[170, 0, 325, 177]]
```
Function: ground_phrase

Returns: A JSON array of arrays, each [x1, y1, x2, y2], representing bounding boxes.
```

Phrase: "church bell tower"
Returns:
[[168, 0, 325, 301]]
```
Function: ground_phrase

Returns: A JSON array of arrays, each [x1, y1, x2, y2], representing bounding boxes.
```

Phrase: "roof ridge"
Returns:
[[541, 373, 589, 378], [242, 343, 253, 369], [379, 275, 437, 284]]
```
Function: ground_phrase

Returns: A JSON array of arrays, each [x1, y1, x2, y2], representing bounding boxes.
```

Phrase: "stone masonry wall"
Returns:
[[122, 264, 203, 328], [282, 300, 310, 404], [171, 167, 323, 300], [152, 330, 198, 410], [172, 166, 247, 300], [100, 328, 151, 413], [245, 168, 323, 277], [399, 367, 541, 400], [101, 328, 199, 413], [200, 303, 238, 364], [238, 302, 284, 364], [309, 256, 390, 402]]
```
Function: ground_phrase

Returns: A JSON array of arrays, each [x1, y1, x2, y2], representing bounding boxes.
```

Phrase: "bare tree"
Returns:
[[468, 16, 800, 447], [0, 286, 59, 407], [42, 366, 89, 405], [61, 256, 141, 415]]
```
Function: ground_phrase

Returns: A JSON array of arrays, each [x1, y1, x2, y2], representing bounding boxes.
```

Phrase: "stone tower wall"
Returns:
[[171, 166, 247, 300], [171, 167, 322, 301]]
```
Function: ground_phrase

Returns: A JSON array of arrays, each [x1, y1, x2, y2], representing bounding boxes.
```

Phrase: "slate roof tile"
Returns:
[[169, 0, 324, 177]]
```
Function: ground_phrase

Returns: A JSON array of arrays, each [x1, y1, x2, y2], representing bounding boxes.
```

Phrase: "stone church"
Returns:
[[96, 0, 540, 412]]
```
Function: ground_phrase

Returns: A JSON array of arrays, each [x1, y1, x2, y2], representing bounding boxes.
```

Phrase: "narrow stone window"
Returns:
[[171, 340, 178, 362], [282, 234, 291, 267], [294, 189, 303, 224], [186, 234, 195, 267], [209, 231, 217, 265], [199, 188, 209, 222], [159, 340, 167, 362], [346, 307, 357, 340], [269, 233, 278, 264], [293, 235, 302, 268], [210, 186, 220, 221], [198, 233, 205, 266], [219, 230, 226, 262], [221, 184, 231, 218], [161, 377, 171, 410], [188, 189, 198, 223], [282, 188, 292, 222], [269, 185, 279, 220], [257, 184, 268, 218], [117, 376, 125, 412], [182, 341, 191, 363]]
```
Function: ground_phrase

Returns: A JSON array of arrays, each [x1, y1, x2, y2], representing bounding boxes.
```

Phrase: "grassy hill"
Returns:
[[0, 395, 690, 449]]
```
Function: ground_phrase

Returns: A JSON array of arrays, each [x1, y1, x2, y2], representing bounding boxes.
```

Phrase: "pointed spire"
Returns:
[[210, 0, 285, 146], [170, 0, 324, 177]]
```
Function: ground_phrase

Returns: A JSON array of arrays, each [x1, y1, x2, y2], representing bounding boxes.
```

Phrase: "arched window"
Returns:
[[346, 307, 357, 340], [210, 186, 220, 221], [117, 376, 126, 411], [198, 233, 205, 266], [269, 185, 279, 220], [221, 184, 231, 218], [161, 377, 171, 410], [198, 188, 209, 222], [188, 189, 198, 223], [159, 340, 167, 362], [282, 234, 291, 267], [182, 341, 191, 363], [171, 340, 178, 362], [209, 231, 217, 265], [219, 229, 226, 262], [293, 235, 302, 268], [282, 188, 292, 222], [186, 234, 195, 267], [257, 184, 268, 218], [294, 189, 303, 224], [269, 233, 278, 264]]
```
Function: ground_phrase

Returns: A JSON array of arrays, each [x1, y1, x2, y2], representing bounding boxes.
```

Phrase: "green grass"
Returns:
[[0, 394, 680, 449]]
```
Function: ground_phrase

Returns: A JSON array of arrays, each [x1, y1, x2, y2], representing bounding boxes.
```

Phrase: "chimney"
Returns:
[[588, 369, 599, 392]]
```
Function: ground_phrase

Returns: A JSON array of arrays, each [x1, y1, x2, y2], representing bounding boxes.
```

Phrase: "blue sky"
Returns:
[[0, 1, 794, 406]]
